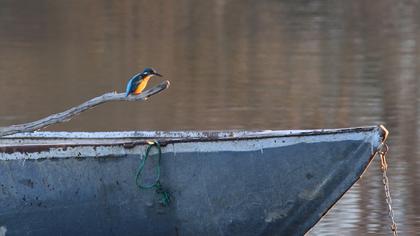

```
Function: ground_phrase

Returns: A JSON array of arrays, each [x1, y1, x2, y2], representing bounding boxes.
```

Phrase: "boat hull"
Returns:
[[0, 126, 385, 235]]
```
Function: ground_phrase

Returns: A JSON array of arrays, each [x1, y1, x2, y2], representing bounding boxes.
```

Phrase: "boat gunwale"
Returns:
[[1, 125, 383, 141], [0, 126, 385, 154]]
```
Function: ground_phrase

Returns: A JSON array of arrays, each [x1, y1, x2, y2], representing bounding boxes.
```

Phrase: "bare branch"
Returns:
[[0, 80, 170, 137]]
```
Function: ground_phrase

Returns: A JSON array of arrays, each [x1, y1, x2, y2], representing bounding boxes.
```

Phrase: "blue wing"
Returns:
[[125, 73, 142, 96]]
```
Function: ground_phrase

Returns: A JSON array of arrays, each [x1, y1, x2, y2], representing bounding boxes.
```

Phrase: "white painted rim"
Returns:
[[0, 126, 383, 161]]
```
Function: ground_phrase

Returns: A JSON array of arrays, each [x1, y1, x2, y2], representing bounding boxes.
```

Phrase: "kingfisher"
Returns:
[[125, 68, 163, 96]]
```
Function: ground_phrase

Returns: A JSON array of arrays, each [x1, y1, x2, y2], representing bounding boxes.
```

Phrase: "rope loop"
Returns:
[[135, 140, 171, 206]]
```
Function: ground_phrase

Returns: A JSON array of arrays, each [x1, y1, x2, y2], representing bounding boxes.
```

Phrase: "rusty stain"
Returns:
[[0, 145, 52, 154]]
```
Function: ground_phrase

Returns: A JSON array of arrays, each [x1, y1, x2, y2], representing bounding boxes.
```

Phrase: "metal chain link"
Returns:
[[378, 143, 398, 236]]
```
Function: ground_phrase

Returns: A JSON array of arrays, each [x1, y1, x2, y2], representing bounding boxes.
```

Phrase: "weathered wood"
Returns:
[[0, 80, 170, 137]]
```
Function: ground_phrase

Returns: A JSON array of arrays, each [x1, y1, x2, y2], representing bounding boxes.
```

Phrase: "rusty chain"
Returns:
[[378, 142, 398, 236]]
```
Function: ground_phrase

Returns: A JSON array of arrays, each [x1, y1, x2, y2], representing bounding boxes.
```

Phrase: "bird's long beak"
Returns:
[[154, 72, 163, 77]]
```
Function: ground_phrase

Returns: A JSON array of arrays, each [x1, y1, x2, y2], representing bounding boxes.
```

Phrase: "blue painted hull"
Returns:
[[0, 126, 386, 235]]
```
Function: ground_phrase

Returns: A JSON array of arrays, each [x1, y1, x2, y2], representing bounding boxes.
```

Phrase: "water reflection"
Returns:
[[0, 0, 418, 234]]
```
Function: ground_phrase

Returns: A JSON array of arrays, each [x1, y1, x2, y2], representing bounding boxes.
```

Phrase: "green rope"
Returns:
[[135, 141, 171, 206]]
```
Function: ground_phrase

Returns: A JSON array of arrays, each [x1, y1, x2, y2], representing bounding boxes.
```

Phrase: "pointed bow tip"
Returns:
[[378, 124, 389, 142]]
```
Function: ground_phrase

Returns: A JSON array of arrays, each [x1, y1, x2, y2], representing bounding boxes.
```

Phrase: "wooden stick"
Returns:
[[0, 80, 170, 137]]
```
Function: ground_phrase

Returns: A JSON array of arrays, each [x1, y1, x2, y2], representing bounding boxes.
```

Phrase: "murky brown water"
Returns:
[[1, 1, 419, 235]]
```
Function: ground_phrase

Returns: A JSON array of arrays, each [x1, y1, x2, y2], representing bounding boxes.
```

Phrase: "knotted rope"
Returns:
[[135, 141, 171, 206]]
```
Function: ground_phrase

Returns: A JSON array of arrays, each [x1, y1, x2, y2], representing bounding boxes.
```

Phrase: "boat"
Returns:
[[0, 125, 387, 236]]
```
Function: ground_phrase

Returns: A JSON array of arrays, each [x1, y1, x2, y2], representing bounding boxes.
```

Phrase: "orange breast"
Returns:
[[133, 76, 152, 94]]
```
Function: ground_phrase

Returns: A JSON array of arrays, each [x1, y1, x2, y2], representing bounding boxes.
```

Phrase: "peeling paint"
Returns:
[[265, 211, 288, 222], [0, 126, 383, 161], [0, 226, 6, 236]]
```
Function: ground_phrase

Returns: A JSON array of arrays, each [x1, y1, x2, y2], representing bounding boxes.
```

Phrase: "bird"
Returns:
[[125, 68, 163, 96]]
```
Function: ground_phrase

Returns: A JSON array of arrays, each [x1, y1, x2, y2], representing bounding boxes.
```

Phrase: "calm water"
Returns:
[[1, 1, 419, 235]]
